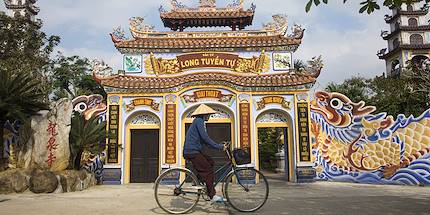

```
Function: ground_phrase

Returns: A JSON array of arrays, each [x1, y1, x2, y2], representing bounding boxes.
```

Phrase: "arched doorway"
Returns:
[[181, 104, 235, 171], [410, 34, 424, 45], [125, 111, 161, 183], [255, 110, 294, 182]]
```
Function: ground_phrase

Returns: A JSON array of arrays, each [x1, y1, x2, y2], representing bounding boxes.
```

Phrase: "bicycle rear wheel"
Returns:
[[154, 168, 201, 214], [224, 168, 269, 212]]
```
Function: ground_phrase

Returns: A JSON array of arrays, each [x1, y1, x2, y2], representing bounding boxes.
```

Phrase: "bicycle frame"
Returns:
[[181, 145, 251, 194]]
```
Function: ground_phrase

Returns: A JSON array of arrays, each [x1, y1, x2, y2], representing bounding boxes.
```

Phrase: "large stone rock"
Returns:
[[11, 170, 28, 192], [58, 170, 96, 192], [0, 169, 14, 194], [17, 99, 72, 172], [0, 169, 29, 193], [29, 170, 58, 193]]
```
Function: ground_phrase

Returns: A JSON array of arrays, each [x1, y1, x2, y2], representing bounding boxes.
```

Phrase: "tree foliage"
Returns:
[[0, 14, 60, 97], [325, 72, 429, 117], [306, 0, 430, 14], [258, 128, 284, 171], [0, 68, 49, 161], [47, 55, 106, 100]]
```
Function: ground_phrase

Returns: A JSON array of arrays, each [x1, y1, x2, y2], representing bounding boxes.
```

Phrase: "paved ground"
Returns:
[[1, 178, 429, 215]]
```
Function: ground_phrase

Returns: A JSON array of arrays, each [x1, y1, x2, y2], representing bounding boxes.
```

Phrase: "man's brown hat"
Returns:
[[191, 104, 216, 116]]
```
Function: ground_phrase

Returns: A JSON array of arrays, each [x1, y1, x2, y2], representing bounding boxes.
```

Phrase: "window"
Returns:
[[410, 34, 424, 45], [407, 5, 413, 11], [408, 18, 418, 27]]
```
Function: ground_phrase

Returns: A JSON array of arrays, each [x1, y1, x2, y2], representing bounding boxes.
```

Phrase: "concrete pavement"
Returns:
[[0, 179, 429, 215]]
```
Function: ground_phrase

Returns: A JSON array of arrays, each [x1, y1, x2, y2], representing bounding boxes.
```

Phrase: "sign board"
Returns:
[[239, 103, 251, 151], [256, 96, 291, 110], [297, 102, 311, 162], [146, 52, 270, 75], [107, 105, 119, 163], [165, 104, 177, 164], [125, 98, 160, 112]]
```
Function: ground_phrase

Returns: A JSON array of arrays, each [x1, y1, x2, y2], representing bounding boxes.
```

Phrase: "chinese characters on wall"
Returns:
[[108, 105, 119, 163], [297, 102, 311, 162], [165, 104, 177, 164], [239, 103, 251, 152], [46, 121, 58, 167]]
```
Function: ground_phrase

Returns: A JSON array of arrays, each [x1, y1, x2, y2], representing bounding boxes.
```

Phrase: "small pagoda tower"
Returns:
[[3, 0, 40, 22], [377, 1, 430, 77]]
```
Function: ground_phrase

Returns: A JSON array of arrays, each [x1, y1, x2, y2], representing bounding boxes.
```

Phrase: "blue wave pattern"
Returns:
[[312, 107, 430, 186]]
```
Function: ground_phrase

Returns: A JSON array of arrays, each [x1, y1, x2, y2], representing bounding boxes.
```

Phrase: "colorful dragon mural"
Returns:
[[311, 91, 430, 185], [72, 94, 107, 184]]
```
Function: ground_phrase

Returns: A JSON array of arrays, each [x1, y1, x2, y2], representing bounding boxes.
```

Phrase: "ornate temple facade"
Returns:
[[94, 0, 322, 184], [378, 1, 430, 77]]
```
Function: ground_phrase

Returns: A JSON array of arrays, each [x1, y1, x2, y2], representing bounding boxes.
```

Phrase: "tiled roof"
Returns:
[[378, 44, 430, 59], [112, 34, 302, 52], [385, 9, 428, 23], [382, 25, 430, 40], [96, 71, 318, 92], [160, 9, 254, 19]]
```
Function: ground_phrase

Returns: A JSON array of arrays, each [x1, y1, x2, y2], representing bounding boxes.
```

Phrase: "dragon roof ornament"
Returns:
[[307, 56, 324, 78], [287, 24, 305, 39], [129, 17, 155, 35], [125, 13, 294, 39], [111, 26, 128, 42], [199, 0, 216, 8], [263, 14, 288, 35]]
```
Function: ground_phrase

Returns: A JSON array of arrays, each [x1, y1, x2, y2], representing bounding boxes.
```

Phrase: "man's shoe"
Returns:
[[211, 195, 227, 204]]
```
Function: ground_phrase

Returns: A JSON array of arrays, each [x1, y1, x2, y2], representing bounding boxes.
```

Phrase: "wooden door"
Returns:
[[185, 123, 231, 172], [130, 129, 159, 183]]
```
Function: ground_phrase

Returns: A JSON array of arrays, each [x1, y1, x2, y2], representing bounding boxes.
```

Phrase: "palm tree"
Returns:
[[69, 113, 107, 169], [0, 69, 48, 165]]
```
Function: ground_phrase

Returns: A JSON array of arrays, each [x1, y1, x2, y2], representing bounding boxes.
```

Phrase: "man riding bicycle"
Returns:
[[183, 104, 228, 203]]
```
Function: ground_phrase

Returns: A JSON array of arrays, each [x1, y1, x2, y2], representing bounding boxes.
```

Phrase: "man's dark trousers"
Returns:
[[184, 153, 216, 199]]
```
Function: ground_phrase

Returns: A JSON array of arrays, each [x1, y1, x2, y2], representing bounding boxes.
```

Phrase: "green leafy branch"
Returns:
[[306, 0, 430, 14]]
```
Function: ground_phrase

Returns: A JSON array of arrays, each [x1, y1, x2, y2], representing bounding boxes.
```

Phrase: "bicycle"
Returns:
[[154, 141, 269, 214]]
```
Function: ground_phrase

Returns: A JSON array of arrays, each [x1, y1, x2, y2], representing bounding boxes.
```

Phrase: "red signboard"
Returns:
[[239, 103, 251, 152], [165, 104, 177, 164]]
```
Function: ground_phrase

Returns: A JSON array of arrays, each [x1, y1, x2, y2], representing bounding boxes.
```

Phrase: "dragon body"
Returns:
[[310, 91, 430, 184]]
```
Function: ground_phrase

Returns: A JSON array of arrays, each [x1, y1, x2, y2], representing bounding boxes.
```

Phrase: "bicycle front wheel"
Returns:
[[224, 168, 269, 212], [154, 168, 201, 214]]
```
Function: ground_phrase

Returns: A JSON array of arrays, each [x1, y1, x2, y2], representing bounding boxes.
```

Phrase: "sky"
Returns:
[[0, 0, 393, 90]]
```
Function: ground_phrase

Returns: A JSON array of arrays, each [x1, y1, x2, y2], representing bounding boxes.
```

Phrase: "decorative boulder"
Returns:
[[29, 170, 58, 193], [18, 99, 72, 172], [58, 170, 96, 192], [11, 170, 29, 193], [0, 169, 29, 194]]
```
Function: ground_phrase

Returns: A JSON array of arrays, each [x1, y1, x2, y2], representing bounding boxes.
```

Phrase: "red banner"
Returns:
[[239, 103, 251, 151], [165, 104, 177, 164]]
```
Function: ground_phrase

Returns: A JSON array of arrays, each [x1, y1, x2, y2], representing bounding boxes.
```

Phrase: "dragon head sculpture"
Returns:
[[72, 94, 107, 120], [311, 91, 376, 128]]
